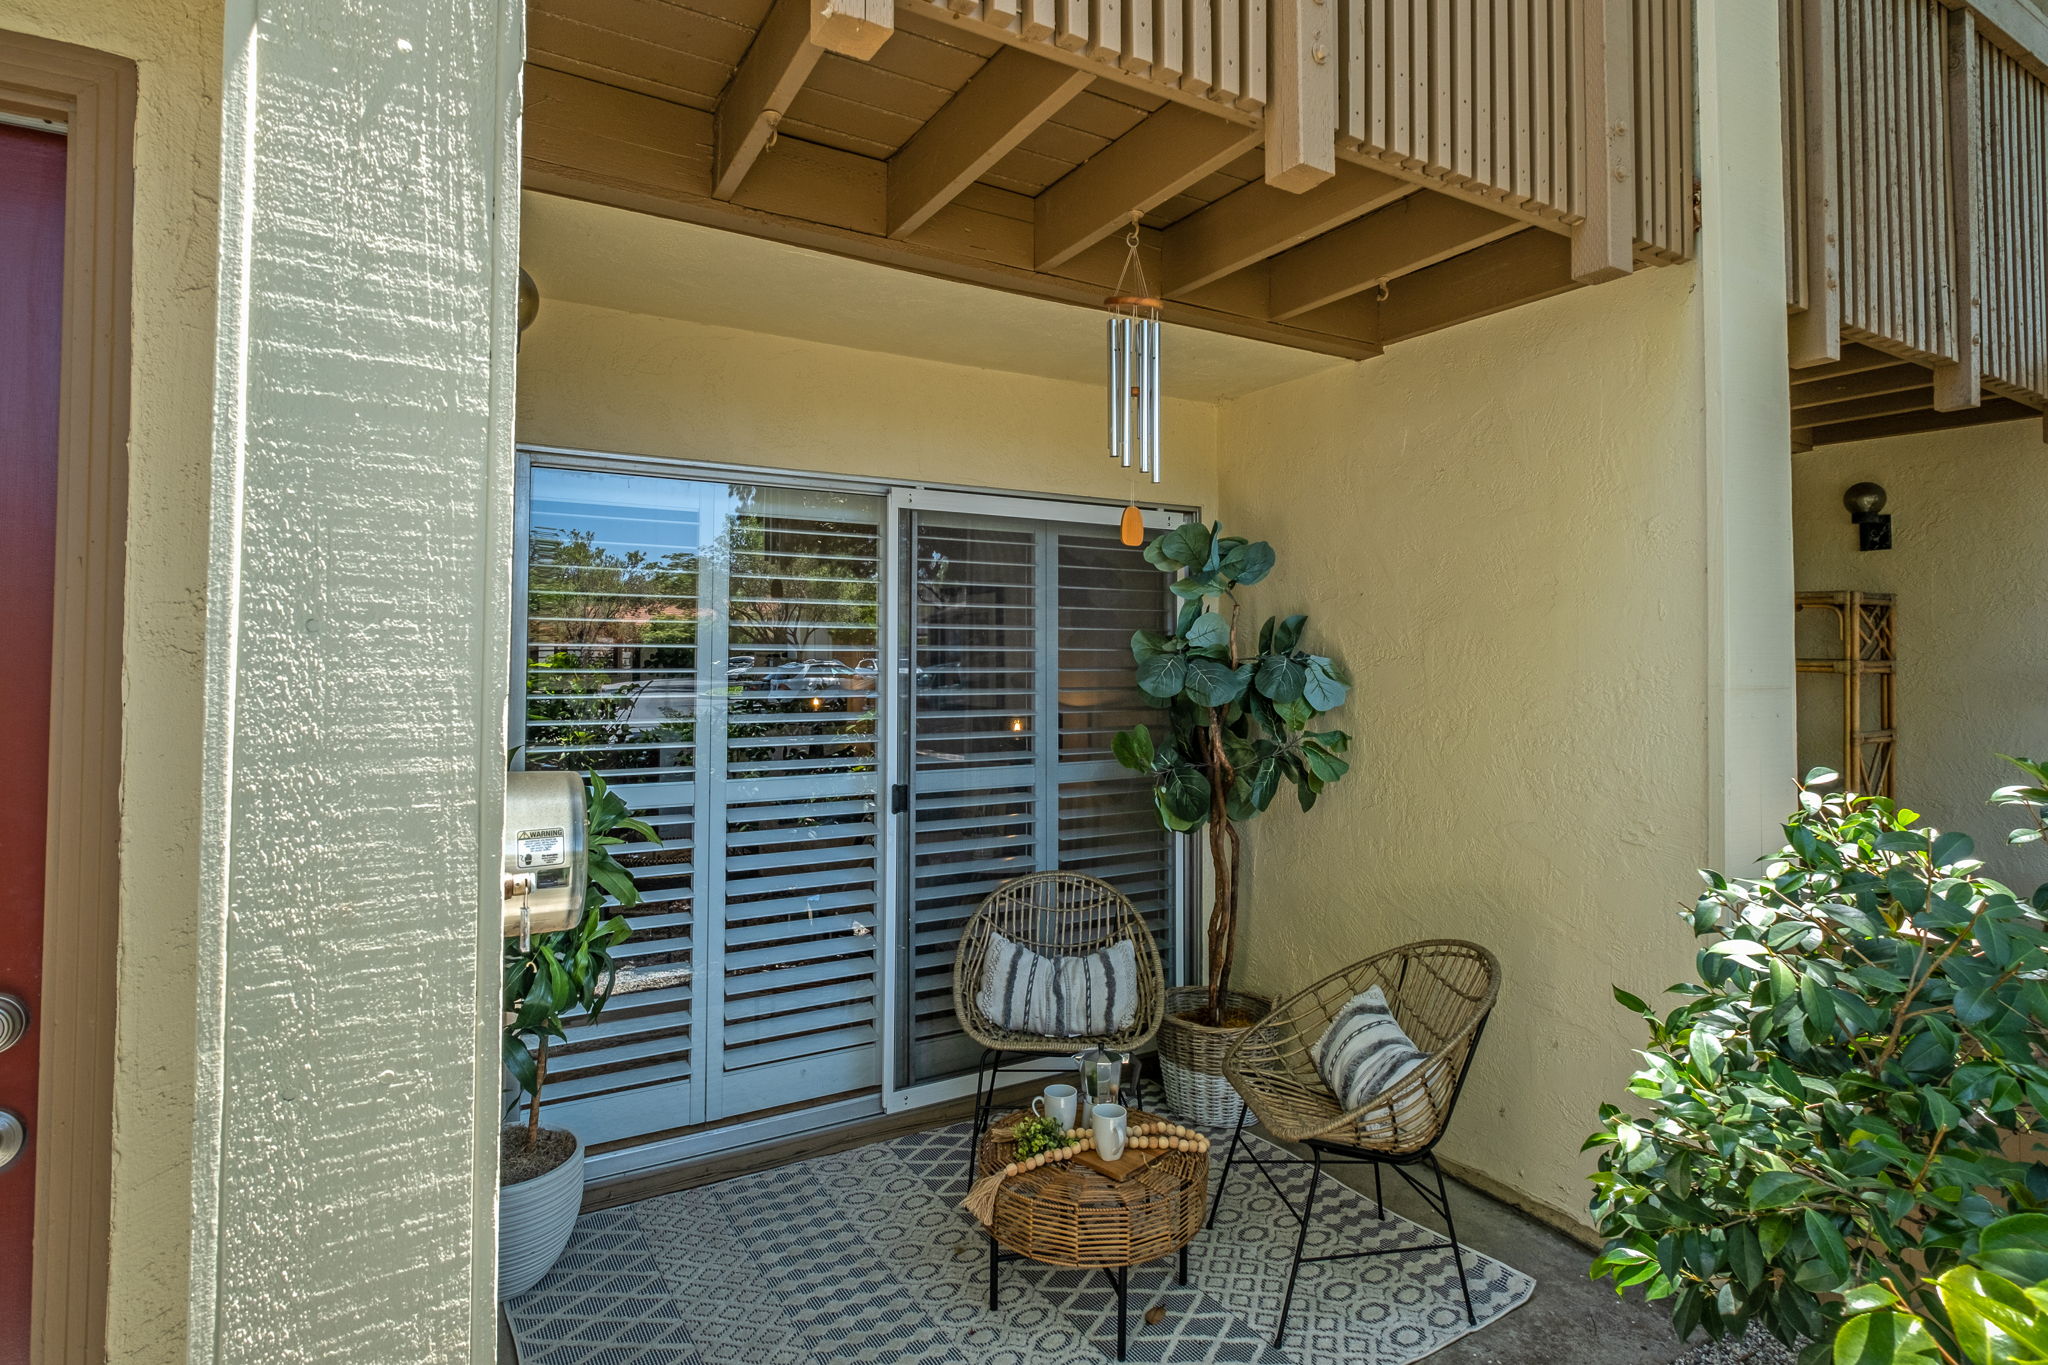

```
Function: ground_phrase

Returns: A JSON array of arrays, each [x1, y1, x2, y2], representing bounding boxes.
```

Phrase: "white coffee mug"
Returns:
[[1092, 1102, 1129, 1161], [1032, 1084, 1078, 1130]]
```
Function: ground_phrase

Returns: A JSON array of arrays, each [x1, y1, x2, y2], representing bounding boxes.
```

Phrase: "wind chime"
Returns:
[[1106, 215, 1162, 547]]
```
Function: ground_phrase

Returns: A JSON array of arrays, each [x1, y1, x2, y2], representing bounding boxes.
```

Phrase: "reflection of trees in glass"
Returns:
[[525, 527, 698, 772], [717, 511, 880, 782]]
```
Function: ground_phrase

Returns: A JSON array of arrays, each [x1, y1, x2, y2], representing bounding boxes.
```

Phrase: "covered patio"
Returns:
[[491, 1, 1709, 1360]]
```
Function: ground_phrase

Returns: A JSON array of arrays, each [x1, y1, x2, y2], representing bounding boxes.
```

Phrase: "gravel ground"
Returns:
[[1673, 1325, 1803, 1365]]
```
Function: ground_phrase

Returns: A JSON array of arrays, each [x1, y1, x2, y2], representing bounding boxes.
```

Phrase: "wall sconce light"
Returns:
[[517, 268, 540, 347], [1844, 482, 1891, 551]]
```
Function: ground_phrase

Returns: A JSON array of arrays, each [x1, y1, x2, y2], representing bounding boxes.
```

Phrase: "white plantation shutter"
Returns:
[[518, 467, 884, 1154], [517, 460, 1185, 1162], [903, 513, 1182, 1086]]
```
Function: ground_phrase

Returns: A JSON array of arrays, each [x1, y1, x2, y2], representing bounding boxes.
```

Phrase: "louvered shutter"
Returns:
[[903, 512, 1181, 1086]]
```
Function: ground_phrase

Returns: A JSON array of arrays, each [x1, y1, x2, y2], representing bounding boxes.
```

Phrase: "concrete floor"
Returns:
[[1297, 1145, 1687, 1364]]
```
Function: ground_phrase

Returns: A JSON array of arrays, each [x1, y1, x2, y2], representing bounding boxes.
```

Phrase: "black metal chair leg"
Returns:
[[1177, 1243, 1188, 1286], [1431, 1156, 1476, 1325], [1273, 1147, 1322, 1348], [966, 1049, 998, 1188], [1205, 1102, 1249, 1230], [988, 1233, 1000, 1312], [1098, 1264, 1129, 1361], [1372, 1161, 1385, 1219]]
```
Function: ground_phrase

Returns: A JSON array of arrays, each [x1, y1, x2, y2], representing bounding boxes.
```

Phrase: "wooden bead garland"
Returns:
[[961, 1122, 1211, 1224]]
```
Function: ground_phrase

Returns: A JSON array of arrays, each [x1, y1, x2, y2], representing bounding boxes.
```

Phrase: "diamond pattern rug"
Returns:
[[508, 1122, 1534, 1364]]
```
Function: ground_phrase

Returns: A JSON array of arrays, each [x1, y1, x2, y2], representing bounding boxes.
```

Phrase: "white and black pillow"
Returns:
[[977, 932, 1139, 1037], [1315, 986, 1429, 1112]]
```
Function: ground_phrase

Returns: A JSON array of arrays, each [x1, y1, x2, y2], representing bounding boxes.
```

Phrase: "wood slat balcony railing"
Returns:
[[523, 0, 1695, 361], [1785, 0, 2048, 446]]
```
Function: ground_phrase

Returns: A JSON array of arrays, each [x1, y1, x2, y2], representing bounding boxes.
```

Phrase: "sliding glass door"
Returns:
[[899, 510, 1180, 1088], [515, 455, 1184, 1171]]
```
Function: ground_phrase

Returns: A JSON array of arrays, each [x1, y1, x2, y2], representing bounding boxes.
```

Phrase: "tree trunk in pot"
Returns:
[[1157, 986, 1273, 1125]]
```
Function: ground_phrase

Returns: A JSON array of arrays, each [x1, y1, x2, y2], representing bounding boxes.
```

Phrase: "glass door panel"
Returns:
[[517, 466, 885, 1152], [900, 511, 1180, 1087]]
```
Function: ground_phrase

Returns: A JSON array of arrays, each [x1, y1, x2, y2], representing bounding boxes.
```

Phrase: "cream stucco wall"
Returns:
[[0, 1, 220, 1359], [1214, 262, 1717, 1228], [515, 297, 1221, 513], [1793, 423, 2048, 885]]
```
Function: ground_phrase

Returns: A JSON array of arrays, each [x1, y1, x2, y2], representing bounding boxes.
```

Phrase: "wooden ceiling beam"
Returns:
[[812, 0, 895, 59], [1034, 104, 1262, 270], [1788, 341, 1903, 382], [1800, 397, 2039, 447], [1266, 193, 1524, 320], [887, 48, 1092, 238], [525, 67, 1382, 359], [1160, 163, 1413, 296], [714, 0, 828, 201], [1793, 386, 1938, 427], [1790, 361, 1931, 407], [1373, 227, 1576, 344]]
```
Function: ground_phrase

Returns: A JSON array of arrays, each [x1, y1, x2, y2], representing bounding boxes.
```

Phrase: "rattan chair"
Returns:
[[1208, 940, 1500, 1348], [953, 872, 1166, 1184]]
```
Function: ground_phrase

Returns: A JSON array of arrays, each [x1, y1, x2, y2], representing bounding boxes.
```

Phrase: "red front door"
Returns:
[[0, 121, 66, 1363]]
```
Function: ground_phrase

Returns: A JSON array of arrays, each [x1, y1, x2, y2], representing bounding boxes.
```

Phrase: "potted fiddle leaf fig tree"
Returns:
[[1112, 521, 1353, 1121], [499, 771, 653, 1299]]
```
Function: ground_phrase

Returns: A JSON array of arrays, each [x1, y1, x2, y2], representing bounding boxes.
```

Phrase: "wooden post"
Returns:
[[1933, 7, 1982, 410], [1787, 0, 1841, 367], [1571, 0, 1635, 282], [1266, 0, 1338, 190]]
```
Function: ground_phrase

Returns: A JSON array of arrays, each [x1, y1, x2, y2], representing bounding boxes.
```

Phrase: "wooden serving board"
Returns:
[[1072, 1144, 1174, 1182]]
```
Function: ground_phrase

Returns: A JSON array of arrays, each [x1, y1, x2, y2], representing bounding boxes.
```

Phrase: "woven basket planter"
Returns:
[[1157, 986, 1274, 1126]]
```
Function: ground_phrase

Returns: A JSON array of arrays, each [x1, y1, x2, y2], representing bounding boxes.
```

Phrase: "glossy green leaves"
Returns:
[[503, 770, 654, 1109], [1113, 521, 1353, 831], [1589, 759, 2048, 1365]]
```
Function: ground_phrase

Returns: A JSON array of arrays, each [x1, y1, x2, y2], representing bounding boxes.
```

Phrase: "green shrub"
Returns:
[[1589, 759, 2048, 1364]]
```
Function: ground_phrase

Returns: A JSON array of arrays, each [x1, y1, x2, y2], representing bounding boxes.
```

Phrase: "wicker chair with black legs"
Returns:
[[953, 872, 1166, 1187], [1207, 940, 1501, 1349]]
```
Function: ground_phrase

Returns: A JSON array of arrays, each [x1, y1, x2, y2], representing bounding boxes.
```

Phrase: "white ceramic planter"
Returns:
[[498, 1133, 584, 1300]]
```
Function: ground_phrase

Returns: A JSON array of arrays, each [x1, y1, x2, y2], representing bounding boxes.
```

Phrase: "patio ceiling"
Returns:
[[521, 0, 1694, 363], [520, 192, 1349, 400]]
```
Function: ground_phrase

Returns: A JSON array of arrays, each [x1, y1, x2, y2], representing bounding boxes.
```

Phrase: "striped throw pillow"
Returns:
[[1315, 986, 1428, 1113], [976, 932, 1139, 1037]]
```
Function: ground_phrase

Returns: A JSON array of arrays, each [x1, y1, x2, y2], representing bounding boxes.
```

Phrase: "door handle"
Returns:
[[0, 1110, 21, 1171], [0, 994, 24, 1053]]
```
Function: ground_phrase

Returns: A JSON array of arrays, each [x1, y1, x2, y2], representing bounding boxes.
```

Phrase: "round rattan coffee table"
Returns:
[[975, 1108, 1207, 1360]]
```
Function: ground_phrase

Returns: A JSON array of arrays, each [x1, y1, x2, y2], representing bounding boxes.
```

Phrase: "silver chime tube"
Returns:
[[1145, 316, 1161, 483], [1109, 315, 1128, 466], [1130, 321, 1146, 474]]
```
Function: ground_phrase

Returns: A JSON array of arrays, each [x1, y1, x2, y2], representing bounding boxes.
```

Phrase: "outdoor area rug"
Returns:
[[507, 1121, 1535, 1364]]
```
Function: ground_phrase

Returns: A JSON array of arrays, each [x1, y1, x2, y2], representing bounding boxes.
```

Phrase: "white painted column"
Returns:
[[190, 3, 522, 1360], [1697, 0, 1798, 871]]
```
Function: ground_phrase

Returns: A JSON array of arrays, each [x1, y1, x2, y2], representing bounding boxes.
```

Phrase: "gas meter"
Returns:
[[501, 770, 588, 939]]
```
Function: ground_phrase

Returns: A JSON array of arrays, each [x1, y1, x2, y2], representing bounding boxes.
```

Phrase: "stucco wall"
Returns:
[[0, 1, 220, 1358], [1792, 423, 2048, 885], [516, 297, 1222, 513], [1213, 263, 1715, 1227]]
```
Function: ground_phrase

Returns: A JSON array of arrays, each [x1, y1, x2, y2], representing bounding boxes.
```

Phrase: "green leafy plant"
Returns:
[[1588, 759, 2048, 1364], [1012, 1114, 1070, 1160], [503, 771, 656, 1152], [1111, 521, 1351, 1023]]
